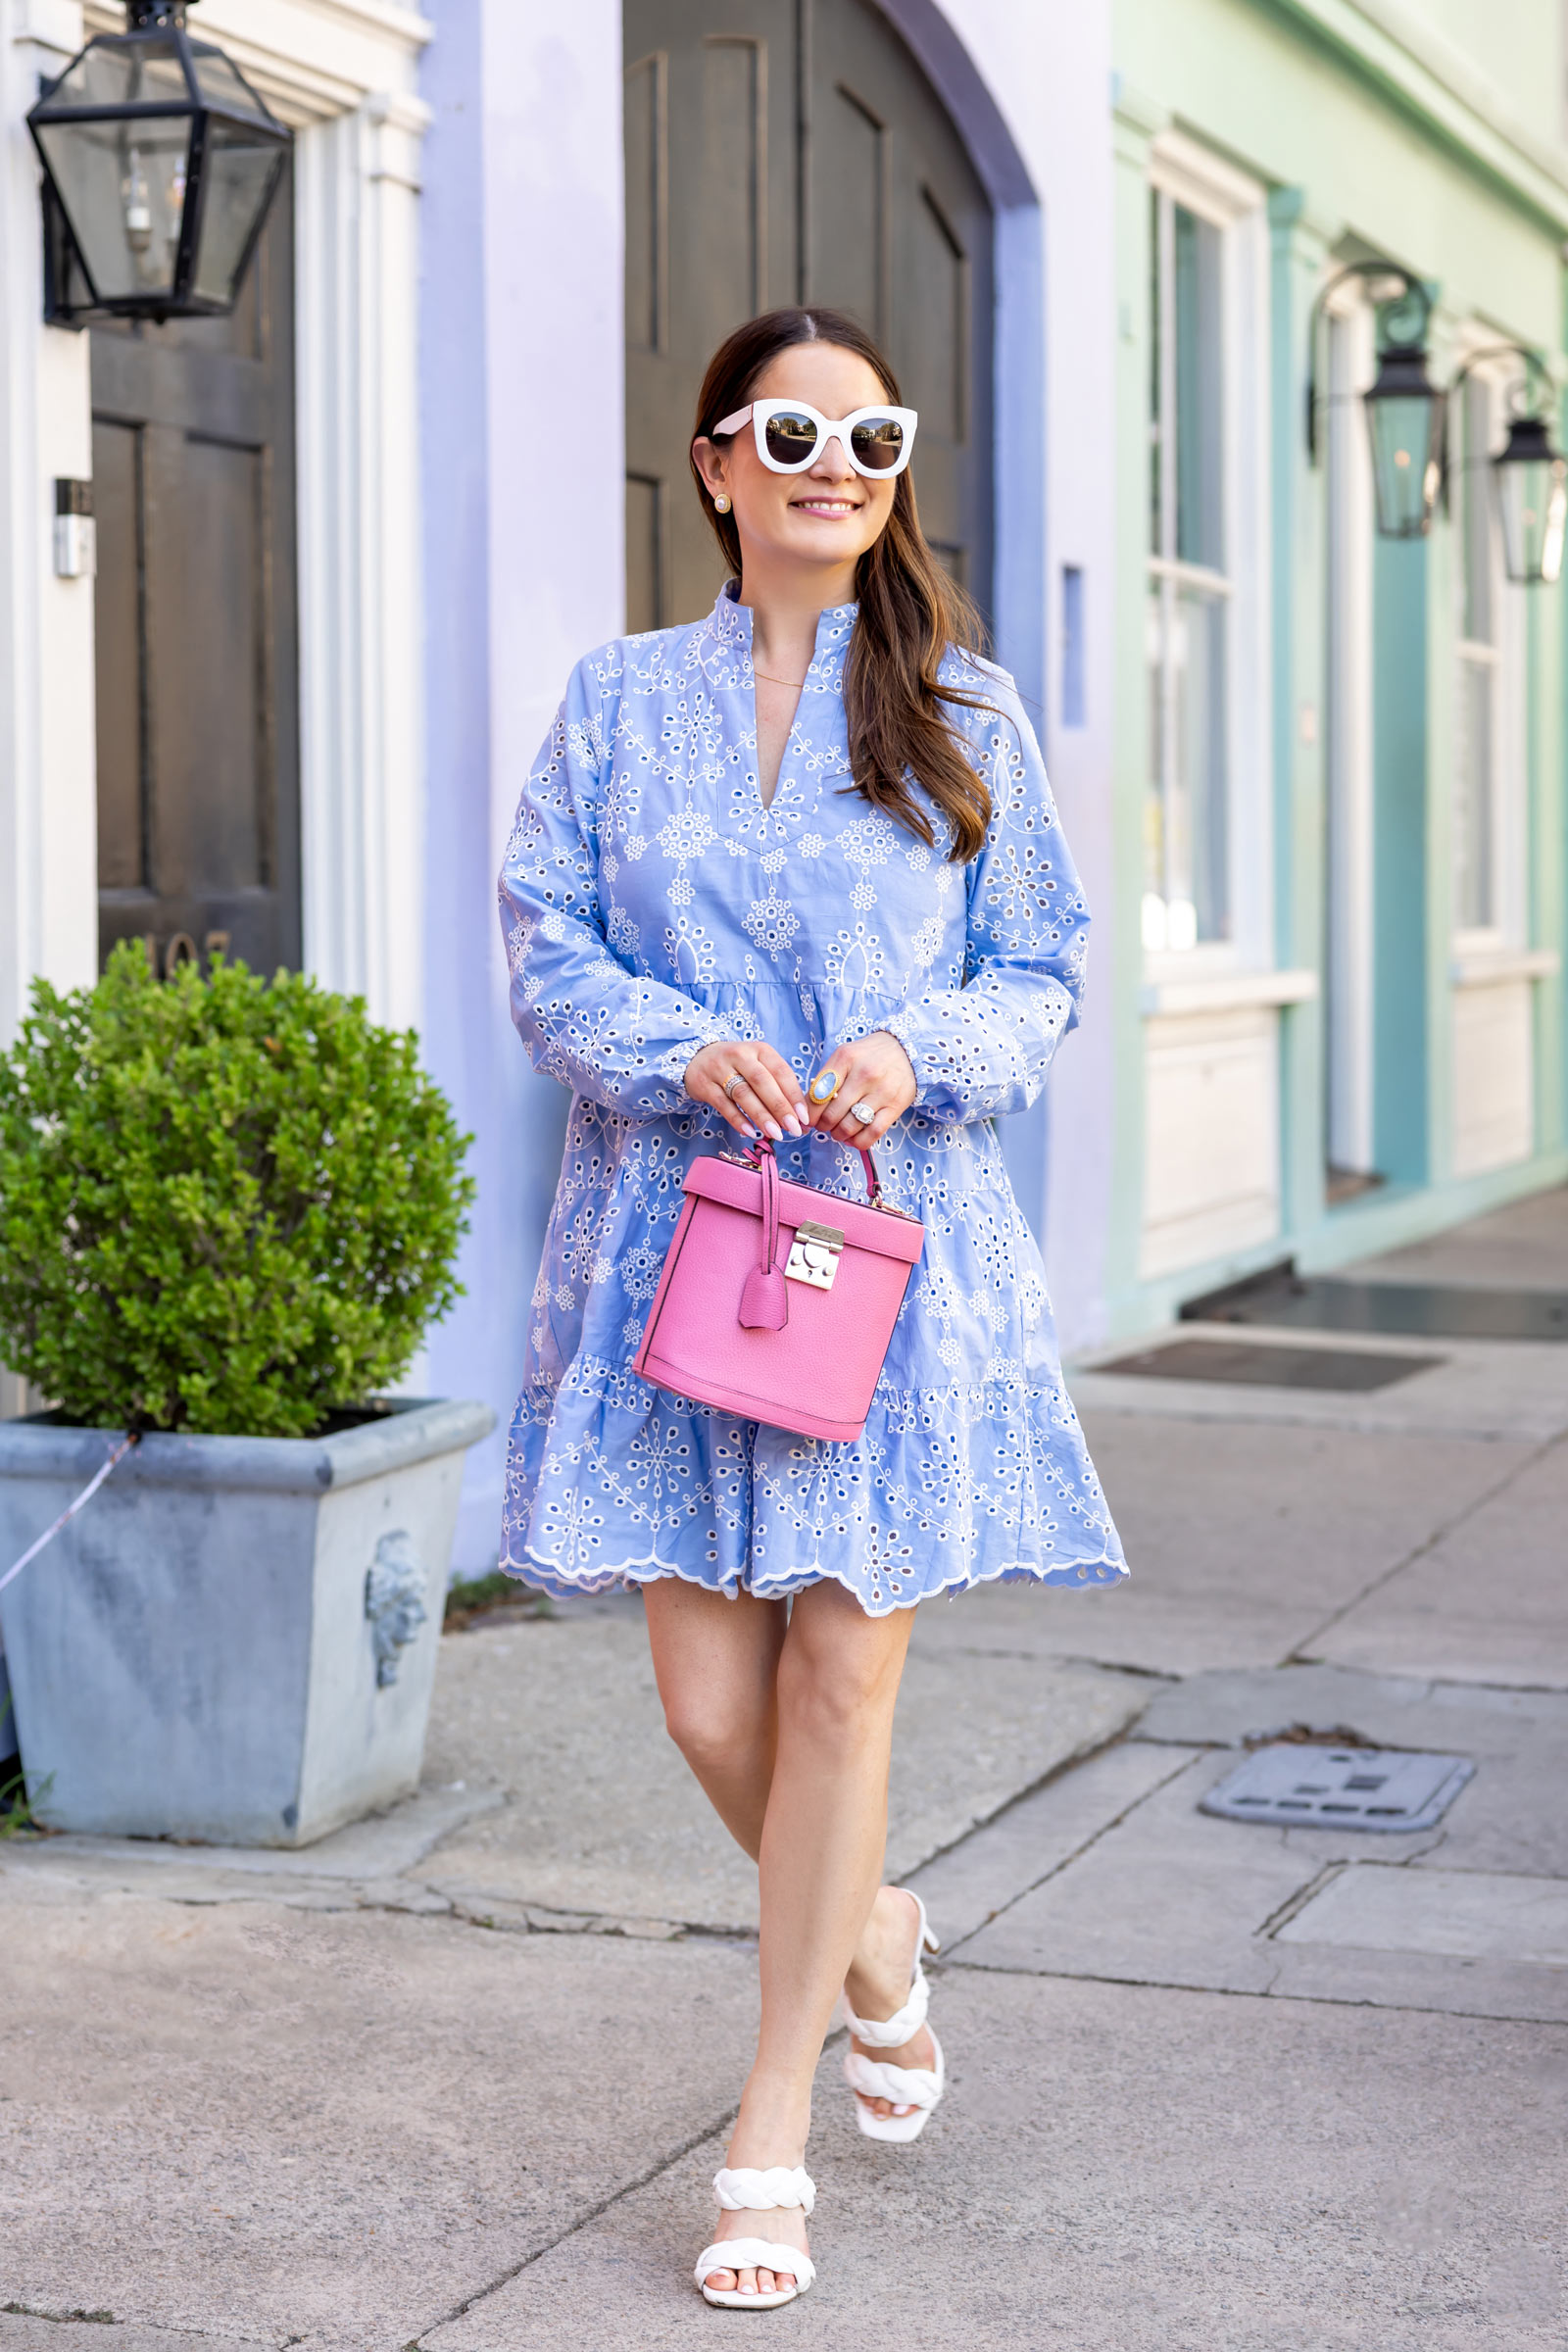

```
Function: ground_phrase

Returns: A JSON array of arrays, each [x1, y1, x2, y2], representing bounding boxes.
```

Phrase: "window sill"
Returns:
[[1140, 967, 1319, 1017], [1449, 945, 1561, 988]]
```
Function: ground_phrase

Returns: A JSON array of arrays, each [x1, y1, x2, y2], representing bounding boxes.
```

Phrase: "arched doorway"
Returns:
[[623, 0, 994, 631], [91, 167, 300, 981]]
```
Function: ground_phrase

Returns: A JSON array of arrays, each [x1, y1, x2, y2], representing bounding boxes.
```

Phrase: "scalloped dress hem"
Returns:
[[498, 1543, 1129, 1616]]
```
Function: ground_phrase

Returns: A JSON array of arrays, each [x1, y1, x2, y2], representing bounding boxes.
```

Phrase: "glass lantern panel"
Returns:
[[191, 120, 283, 305], [188, 44, 271, 122], [1495, 455, 1568, 587], [35, 114, 193, 304], [44, 34, 189, 112], [1365, 392, 1441, 537]]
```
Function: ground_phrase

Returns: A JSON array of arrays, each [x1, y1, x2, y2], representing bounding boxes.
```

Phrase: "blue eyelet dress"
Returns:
[[496, 584, 1128, 1614]]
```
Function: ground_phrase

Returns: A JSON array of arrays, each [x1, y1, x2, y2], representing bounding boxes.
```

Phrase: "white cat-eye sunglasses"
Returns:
[[711, 398, 919, 478]]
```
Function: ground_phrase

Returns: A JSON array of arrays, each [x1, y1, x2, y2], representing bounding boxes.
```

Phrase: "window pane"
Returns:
[[1454, 655, 1494, 929], [1146, 580, 1230, 947], [1145, 586, 1167, 939], [1173, 584, 1230, 942], [1174, 205, 1224, 570], [1149, 190, 1163, 556], [1462, 378, 1493, 646]]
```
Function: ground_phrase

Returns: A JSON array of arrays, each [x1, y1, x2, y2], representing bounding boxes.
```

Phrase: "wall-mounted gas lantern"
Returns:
[[1446, 348, 1568, 588], [27, 0, 289, 326], [1308, 260, 1445, 539]]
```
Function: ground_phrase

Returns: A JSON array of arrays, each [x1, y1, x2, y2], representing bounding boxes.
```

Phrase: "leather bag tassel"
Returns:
[[737, 1144, 789, 1330]]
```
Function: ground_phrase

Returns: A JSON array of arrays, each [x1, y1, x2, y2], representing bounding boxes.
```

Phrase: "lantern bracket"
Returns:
[[1440, 343, 1558, 513], [26, 0, 288, 327], [1305, 258, 1435, 466]]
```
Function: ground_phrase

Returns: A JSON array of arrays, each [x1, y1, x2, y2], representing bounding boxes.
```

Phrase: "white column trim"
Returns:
[[59, 0, 433, 1029]]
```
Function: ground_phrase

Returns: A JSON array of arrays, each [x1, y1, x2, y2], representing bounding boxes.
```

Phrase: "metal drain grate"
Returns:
[[1099, 1337, 1444, 1392], [1200, 1745, 1475, 1832], [1182, 1263, 1568, 1343]]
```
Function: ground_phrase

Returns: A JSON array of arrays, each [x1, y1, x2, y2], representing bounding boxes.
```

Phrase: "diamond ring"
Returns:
[[722, 1073, 747, 1101], [850, 1100, 876, 1126]]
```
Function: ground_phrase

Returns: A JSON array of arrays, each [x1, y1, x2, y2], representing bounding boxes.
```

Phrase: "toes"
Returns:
[[705, 2270, 738, 2292], [755, 2270, 773, 2295]]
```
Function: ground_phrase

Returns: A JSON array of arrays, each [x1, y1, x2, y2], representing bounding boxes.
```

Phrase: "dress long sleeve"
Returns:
[[497, 587, 1126, 1613], [882, 684, 1089, 1126], [499, 661, 731, 1117]]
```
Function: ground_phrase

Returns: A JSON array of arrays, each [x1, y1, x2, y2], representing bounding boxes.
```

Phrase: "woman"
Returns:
[[498, 307, 1127, 2308]]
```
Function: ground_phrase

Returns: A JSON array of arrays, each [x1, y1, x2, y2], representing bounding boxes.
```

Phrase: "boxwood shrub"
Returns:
[[0, 944, 474, 1438]]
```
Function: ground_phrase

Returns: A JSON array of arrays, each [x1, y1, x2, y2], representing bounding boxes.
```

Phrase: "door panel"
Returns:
[[624, 0, 993, 631], [150, 433, 266, 899], [91, 417, 145, 892], [90, 162, 299, 977]]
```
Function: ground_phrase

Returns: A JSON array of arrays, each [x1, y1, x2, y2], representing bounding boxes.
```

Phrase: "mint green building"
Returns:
[[1102, 1, 1567, 1330]]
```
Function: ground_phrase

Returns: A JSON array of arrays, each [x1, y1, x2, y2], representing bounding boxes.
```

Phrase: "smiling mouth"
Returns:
[[790, 497, 862, 516]]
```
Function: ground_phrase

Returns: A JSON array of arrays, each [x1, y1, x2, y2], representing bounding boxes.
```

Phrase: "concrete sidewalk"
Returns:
[[2, 1191, 1564, 2349]]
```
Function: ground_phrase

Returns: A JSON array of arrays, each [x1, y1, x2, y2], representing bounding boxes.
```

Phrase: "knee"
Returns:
[[776, 1640, 900, 1756], [662, 1688, 763, 1775]]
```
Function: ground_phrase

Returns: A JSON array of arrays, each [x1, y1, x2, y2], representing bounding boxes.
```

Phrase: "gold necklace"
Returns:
[[753, 668, 808, 688]]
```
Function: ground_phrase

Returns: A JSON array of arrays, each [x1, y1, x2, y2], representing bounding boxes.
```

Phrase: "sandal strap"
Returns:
[[839, 1887, 938, 2046], [713, 2165, 814, 2215], [844, 2046, 944, 2110], [839, 1968, 928, 2046], [695, 2240, 816, 2291]]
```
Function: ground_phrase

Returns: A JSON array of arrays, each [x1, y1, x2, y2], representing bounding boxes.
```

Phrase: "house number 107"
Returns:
[[142, 931, 231, 979]]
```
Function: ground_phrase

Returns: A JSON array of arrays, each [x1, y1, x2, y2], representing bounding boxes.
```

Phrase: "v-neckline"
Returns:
[[753, 680, 804, 812]]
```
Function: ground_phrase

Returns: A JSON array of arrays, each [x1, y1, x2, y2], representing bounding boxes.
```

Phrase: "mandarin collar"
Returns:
[[709, 580, 858, 688]]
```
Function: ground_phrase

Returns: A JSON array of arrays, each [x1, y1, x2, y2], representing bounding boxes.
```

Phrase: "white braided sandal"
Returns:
[[693, 2166, 816, 2309], [840, 1886, 945, 2143]]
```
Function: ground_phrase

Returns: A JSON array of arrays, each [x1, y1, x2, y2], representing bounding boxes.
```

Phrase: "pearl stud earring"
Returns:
[[713, 493, 731, 514]]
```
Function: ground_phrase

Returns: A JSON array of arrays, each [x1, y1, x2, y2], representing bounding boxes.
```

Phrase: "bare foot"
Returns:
[[701, 2196, 810, 2301], [701, 2099, 812, 2301], [843, 1885, 936, 2123]]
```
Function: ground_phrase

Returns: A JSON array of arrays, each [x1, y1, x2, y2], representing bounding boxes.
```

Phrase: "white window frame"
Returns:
[[1143, 131, 1272, 984], [1323, 285, 1377, 1179], [1449, 345, 1528, 956]]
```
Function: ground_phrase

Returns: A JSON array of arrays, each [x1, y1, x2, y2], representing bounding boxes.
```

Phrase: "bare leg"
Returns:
[[693, 1580, 915, 2296], [643, 1580, 787, 1856], [647, 1582, 939, 2132]]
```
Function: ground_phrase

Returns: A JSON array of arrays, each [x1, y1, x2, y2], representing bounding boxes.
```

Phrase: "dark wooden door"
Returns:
[[624, 0, 993, 631], [90, 163, 300, 979]]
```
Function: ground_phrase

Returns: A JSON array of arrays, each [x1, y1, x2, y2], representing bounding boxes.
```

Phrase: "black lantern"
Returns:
[[27, 0, 289, 324], [1494, 410, 1568, 585], [1361, 284, 1445, 540], [1444, 347, 1567, 588], [1308, 260, 1445, 540]]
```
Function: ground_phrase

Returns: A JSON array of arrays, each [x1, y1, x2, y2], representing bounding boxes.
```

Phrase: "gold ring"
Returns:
[[808, 1068, 841, 1105]]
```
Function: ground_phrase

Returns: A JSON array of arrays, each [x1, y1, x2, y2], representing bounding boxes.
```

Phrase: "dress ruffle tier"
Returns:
[[497, 585, 1129, 1610]]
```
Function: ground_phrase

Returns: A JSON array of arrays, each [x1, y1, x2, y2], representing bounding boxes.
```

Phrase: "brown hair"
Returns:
[[690, 308, 995, 862]]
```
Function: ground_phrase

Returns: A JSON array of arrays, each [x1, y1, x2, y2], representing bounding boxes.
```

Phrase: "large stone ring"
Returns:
[[808, 1069, 841, 1105], [850, 1100, 876, 1126], [722, 1072, 747, 1101]]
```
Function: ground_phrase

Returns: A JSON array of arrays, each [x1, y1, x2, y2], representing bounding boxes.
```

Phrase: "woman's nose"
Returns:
[[810, 436, 856, 480]]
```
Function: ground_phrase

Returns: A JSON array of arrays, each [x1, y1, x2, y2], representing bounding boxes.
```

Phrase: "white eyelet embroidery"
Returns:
[[495, 587, 1127, 1612]]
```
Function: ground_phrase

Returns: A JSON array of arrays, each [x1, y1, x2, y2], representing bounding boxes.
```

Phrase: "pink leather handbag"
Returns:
[[633, 1138, 925, 1443]]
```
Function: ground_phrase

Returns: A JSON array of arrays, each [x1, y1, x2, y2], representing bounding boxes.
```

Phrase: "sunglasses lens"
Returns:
[[762, 410, 819, 466], [850, 416, 905, 470]]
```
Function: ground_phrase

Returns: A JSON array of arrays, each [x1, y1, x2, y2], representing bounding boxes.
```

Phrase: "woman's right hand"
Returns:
[[684, 1040, 810, 1144]]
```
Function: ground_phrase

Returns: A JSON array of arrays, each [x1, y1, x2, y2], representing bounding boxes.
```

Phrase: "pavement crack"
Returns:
[[1283, 1426, 1567, 1663], [1255, 1859, 1347, 1938], [411, 2104, 742, 2338], [934, 1748, 1201, 1961]]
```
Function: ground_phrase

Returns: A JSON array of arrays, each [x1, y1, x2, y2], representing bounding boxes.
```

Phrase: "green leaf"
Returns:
[[0, 944, 474, 1436]]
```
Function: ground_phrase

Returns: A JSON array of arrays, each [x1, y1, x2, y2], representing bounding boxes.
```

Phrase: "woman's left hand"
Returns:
[[806, 1031, 917, 1148]]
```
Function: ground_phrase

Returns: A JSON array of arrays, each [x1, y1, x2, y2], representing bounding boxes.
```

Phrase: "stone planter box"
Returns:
[[0, 1398, 493, 1846]]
